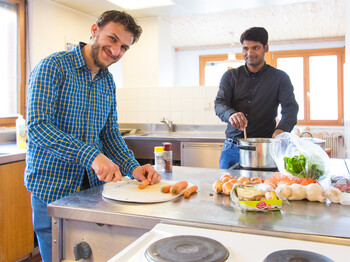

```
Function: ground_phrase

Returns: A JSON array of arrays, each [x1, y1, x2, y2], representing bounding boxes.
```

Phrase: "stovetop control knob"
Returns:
[[73, 241, 92, 260]]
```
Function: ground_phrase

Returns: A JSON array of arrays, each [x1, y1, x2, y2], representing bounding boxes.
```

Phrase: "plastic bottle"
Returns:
[[163, 142, 173, 172], [154, 146, 165, 172], [16, 114, 26, 149]]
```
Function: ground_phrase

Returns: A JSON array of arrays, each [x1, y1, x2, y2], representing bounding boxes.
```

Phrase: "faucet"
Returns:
[[160, 117, 173, 133]]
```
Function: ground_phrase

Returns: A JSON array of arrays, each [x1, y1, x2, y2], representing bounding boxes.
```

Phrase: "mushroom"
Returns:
[[325, 186, 342, 203], [305, 183, 326, 202], [276, 184, 292, 200], [289, 184, 307, 200]]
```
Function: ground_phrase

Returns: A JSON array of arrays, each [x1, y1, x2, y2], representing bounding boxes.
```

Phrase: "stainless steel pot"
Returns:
[[300, 131, 326, 149], [238, 138, 277, 169]]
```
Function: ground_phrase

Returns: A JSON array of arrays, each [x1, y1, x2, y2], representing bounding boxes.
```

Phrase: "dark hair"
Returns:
[[240, 27, 268, 46], [96, 10, 142, 44]]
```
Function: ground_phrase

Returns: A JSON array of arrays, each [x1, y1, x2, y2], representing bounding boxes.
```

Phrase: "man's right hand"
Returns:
[[91, 153, 121, 183], [229, 112, 248, 131]]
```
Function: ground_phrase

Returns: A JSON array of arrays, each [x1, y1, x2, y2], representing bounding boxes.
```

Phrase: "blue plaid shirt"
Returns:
[[25, 43, 140, 204]]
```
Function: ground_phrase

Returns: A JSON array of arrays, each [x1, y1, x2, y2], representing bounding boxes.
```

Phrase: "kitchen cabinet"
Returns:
[[0, 160, 34, 261], [181, 142, 223, 168], [124, 134, 225, 167]]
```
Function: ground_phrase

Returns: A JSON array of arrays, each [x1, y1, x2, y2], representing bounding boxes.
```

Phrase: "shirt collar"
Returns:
[[72, 42, 109, 78], [244, 62, 268, 77]]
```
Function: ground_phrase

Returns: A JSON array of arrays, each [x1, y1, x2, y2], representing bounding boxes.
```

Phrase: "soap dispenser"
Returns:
[[16, 114, 26, 149]]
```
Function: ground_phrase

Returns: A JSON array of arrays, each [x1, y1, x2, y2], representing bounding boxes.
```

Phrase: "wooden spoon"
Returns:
[[243, 126, 247, 140]]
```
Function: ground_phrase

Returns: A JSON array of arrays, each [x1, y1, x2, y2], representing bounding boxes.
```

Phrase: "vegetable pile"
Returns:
[[284, 154, 324, 180]]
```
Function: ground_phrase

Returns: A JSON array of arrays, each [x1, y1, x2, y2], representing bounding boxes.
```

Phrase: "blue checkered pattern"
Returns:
[[25, 43, 140, 204]]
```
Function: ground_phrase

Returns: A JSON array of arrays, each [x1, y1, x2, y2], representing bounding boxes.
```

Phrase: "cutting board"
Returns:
[[102, 180, 192, 203]]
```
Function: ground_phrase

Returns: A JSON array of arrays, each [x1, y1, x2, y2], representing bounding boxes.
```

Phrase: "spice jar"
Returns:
[[163, 142, 173, 172], [154, 146, 165, 172]]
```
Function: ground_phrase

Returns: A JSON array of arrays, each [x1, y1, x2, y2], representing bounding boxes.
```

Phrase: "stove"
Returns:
[[145, 235, 229, 262], [107, 223, 348, 262], [264, 249, 333, 262]]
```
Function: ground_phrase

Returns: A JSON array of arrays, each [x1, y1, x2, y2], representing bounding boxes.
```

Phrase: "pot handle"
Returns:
[[237, 145, 256, 151]]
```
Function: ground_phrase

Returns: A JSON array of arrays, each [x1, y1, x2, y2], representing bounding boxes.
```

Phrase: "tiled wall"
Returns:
[[116, 86, 226, 125]]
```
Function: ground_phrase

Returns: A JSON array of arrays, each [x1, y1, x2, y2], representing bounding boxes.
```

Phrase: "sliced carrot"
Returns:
[[184, 185, 198, 198], [170, 181, 188, 195], [138, 179, 150, 189], [160, 185, 171, 193]]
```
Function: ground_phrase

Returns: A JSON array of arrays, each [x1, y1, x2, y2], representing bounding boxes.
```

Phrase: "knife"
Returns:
[[120, 176, 141, 185]]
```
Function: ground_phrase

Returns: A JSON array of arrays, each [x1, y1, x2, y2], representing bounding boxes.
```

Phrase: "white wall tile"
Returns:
[[117, 86, 223, 125]]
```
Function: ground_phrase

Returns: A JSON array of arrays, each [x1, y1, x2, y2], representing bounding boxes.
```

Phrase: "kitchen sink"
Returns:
[[125, 131, 225, 139], [141, 132, 186, 138]]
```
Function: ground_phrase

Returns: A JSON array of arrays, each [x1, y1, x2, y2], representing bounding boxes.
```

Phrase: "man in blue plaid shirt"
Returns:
[[25, 10, 161, 261]]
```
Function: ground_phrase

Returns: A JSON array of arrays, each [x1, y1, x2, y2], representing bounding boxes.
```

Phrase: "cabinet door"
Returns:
[[181, 142, 223, 168], [0, 161, 33, 261]]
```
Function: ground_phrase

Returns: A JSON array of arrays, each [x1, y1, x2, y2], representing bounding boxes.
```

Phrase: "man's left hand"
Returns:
[[132, 164, 161, 184], [272, 129, 284, 138]]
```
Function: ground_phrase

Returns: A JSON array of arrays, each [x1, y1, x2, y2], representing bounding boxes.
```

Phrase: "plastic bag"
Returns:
[[270, 132, 330, 181]]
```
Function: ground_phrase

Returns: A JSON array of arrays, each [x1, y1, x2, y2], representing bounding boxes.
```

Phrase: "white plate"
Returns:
[[102, 180, 193, 203]]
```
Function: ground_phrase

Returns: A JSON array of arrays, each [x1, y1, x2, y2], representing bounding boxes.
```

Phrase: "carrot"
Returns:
[[184, 185, 198, 198], [138, 179, 150, 189], [160, 185, 171, 193], [170, 181, 188, 195]]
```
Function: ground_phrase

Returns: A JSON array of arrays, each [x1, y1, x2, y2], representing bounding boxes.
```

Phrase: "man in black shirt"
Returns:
[[214, 27, 298, 169]]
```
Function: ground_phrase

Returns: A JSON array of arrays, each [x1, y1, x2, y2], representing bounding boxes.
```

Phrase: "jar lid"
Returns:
[[163, 142, 172, 151], [154, 146, 164, 153]]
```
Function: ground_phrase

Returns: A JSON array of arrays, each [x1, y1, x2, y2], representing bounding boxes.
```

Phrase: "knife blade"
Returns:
[[120, 176, 140, 185]]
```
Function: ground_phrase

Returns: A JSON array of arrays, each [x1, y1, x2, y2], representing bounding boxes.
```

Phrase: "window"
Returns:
[[199, 54, 244, 86], [200, 48, 344, 126], [270, 48, 344, 126], [0, 0, 26, 127]]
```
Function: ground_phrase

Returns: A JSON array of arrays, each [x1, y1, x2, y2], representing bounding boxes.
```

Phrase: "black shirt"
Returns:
[[214, 63, 298, 141]]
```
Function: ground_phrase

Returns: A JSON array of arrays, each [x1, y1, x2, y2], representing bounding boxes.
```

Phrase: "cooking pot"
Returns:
[[238, 138, 277, 169], [300, 132, 326, 149]]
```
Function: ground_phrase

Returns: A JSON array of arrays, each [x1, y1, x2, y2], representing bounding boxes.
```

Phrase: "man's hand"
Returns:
[[272, 129, 284, 138], [91, 153, 122, 183], [229, 112, 248, 131], [132, 164, 161, 185]]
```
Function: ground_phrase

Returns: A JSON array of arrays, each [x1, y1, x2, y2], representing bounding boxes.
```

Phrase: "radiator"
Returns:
[[319, 132, 344, 158]]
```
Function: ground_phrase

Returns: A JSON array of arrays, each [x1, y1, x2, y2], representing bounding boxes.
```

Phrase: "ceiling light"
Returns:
[[107, 0, 174, 10]]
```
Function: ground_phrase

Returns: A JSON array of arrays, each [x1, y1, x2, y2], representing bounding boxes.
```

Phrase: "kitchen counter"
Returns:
[[0, 143, 26, 164], [48, 166, 350, 249], [124, 131, 225, 143]]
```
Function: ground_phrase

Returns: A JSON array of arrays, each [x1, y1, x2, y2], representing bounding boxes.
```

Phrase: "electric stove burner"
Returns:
[[144, 235, 229, 262], [264, 249, 334, 262]]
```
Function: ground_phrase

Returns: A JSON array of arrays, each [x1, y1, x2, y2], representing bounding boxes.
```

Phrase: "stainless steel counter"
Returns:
[[48, 166, 350, 247], [0, 143, 26, 164], [124, 131, 225, 143]]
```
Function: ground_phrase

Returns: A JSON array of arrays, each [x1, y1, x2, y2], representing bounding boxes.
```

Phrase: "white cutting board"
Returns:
[[102, 180, 192, 203]]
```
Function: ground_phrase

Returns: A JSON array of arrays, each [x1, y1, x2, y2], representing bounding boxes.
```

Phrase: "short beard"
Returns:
[[91, 41, 106, 69]]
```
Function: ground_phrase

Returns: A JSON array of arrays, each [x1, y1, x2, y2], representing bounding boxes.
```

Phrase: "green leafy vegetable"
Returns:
[[284, 154, 324, 180]]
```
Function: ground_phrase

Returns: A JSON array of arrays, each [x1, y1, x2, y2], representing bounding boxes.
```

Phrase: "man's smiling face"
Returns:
[[90, 22, 134, 69]]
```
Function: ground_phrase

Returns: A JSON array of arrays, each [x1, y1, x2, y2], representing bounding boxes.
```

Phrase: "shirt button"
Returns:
[[245, 114, 248, 117], [248, 101, 251, 104]]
